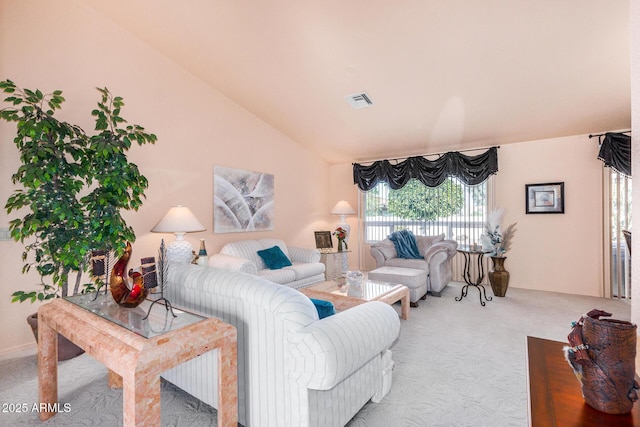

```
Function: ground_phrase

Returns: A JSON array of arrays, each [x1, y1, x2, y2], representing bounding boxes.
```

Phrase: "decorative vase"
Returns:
[[337, 239, 346, 252], [197, 239, 208, 266], [489, 256, 510, 297], [110, 242, 148, 308]]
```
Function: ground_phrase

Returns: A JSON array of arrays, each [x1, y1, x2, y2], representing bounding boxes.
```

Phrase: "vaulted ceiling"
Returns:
[[88, 1, 631, 164]]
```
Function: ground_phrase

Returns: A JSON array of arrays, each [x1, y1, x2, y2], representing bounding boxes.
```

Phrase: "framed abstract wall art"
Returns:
[[214, 166, 274, 233], [525, 182, 564, 214]]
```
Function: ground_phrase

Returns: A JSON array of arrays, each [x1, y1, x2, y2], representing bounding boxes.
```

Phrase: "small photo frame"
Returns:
[[314, 231, 333, 250], [526, 182, 564, 214]]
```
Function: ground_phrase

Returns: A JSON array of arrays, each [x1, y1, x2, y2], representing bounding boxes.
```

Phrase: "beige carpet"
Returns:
[[0, 281, 631, 426]]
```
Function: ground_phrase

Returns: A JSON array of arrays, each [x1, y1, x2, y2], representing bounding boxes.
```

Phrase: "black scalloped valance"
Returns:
[[353, 147, 499, 191], [597, 132, 631, 177]]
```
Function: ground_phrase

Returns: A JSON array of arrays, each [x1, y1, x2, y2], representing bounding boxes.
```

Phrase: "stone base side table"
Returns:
[[38, 294, 237, 427], [320, 250, 351, 280]]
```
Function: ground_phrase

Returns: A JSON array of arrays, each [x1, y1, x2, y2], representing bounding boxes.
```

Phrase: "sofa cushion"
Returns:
[[386, 257, 429, 272], [286, 262, 325, 280], [258, 238, 290, 255], [258, 245, 293, 270], [221, 239, 266, 267], [259, 268, 297, 284], [368, 266, 428, 287], [368, 266, 428, 303]]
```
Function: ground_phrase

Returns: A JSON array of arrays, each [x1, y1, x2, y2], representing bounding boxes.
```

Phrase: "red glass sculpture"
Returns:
[[110, 242, 148, 307]]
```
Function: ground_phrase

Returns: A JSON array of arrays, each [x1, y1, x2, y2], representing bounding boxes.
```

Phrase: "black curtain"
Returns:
[[353, 147, 498, 191], [597, 132, 631, 177]]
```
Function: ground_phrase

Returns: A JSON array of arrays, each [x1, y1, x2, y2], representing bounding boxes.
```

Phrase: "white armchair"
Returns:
[[162, 263, 400, 427], [370, 234, 458, 296]]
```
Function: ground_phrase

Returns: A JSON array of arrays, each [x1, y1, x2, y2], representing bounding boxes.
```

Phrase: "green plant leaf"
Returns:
[[2, 82, 155, 302]]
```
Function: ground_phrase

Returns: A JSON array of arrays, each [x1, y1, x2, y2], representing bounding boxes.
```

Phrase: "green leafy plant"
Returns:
[[1, 80, 156, 303], [387, 179, 464, 221]]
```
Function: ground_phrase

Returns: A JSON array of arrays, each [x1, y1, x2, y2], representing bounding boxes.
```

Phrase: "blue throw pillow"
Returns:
[[310, 298, 336, 319], [257, 245, 292, 270]]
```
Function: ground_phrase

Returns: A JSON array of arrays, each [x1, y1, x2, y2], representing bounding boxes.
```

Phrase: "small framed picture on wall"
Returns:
[[525, 182, 565, 214]]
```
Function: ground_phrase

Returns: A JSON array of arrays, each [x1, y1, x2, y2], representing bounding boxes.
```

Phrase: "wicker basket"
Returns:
[[564, 309, 639, 414]]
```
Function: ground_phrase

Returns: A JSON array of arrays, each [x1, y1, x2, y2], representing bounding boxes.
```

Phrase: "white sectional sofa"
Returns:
[[208, 238, 325, 289], [162, 263, 401, 427]]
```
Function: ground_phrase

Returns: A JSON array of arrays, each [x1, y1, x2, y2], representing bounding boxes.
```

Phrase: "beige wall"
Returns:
[[0, 1, 331, 354], [337, 134, 608, 297], [494, 136, 604, 296]]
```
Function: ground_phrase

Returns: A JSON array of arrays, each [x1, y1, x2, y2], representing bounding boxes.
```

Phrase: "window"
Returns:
[[607, 169, 632, 299], [362, 177, 490, 246]]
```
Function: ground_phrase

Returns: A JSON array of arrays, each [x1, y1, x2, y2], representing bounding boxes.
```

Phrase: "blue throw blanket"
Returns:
[[389, 230, 422, 259]]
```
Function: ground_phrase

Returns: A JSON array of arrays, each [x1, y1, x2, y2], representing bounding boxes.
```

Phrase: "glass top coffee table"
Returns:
[[300, 279, 410, 320]]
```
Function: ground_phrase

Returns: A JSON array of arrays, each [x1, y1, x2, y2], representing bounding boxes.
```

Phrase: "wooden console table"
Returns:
[[38, 293, 238, 426], [527, 336, 640, 426]]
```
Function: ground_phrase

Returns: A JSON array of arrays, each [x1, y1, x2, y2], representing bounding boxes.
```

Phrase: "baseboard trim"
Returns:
[[0, 341, 37, 359]]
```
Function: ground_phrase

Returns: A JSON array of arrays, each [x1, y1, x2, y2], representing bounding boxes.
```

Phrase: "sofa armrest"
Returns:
[[370, 246, 386, 268], [288, 301, 400, 390], [423, 240, 458, 264], [288, 246, 321, 263], [370, 239, 397, 268], [208, 253, 258, 275]]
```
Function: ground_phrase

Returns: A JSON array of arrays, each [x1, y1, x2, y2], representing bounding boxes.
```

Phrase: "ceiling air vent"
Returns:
[[345, 92, 374, 109]]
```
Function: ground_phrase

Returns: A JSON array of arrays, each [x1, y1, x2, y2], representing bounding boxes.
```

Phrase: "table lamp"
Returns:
[[151, 205, 206, 263], [330, 200, 356, 244]]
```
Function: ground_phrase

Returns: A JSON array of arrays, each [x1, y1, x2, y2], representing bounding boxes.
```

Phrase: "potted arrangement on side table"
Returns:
[[0, 80, 156, 360], [333, 227, 348, 252], [481, 208, 517, 297]]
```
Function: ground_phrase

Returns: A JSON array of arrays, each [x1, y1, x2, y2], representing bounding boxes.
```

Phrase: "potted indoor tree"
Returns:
[[1, 80, 156, 359]]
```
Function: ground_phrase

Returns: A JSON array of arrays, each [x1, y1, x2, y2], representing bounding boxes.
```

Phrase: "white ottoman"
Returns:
[[368, 266, 428, 307]]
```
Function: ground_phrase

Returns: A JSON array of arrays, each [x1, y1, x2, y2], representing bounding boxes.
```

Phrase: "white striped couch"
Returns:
[[208, 238, 326, 289], [162, 263, 401, 427]]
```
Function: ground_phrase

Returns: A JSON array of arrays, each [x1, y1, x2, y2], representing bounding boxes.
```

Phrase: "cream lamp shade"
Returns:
[[330, 200, 356, 223], [330, 200, 356, 244], [151, 205, 206, 263]]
